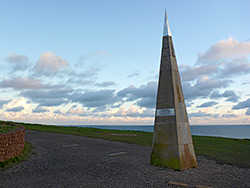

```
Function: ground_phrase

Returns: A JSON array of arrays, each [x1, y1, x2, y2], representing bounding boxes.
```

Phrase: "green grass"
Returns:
[[1, 120, 250, 168], [0, 123, 17, 133], [19, 121, 153, 146], [193, 136, 250, 168], [0, 142, 32, 170]]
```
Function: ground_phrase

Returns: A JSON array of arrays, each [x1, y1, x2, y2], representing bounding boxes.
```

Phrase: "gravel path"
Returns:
[[1, 130, 250, 188]]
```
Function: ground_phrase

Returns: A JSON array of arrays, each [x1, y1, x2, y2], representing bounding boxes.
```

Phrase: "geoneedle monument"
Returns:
[[150, 11, 197, 170]]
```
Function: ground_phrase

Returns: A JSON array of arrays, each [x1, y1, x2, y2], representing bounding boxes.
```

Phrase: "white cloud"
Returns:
[[189, 110, 219, 118], [67, 107, 88, 117], [197, 37, 250, 63], [113, 105, 154, 118], [34, 52, 69, 75], [5, 98, 31, 113]]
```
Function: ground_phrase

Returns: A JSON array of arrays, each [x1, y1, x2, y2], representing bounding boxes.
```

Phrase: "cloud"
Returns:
[[6, 106, 24, 112], [183, 76, 229, 100], [0, 77, 62, 90], [179, 38, 250, 107], [34, 52, 69, 75], [67, 108, 88, 117], [117, 85, 136, 98], [136, 97, 156, 108], [66, 78, 96, 86], [32, 106, 48, 113], [21, 88, 72, 107], [181, 60, 250, 82], [197, 101, 218, 108], [242, 81, 250, 85], [0, 99, 11, 108], [95, 81, 116, 87], [188, 110, 219, 118], [246, 108, 250, 116], [232, 98, 250, 110], [218, 59, 250, 78], [5, 98, 29, 110], [118, 81, 157, 100], [117, 81, 157, 109], [127, 71, 139, 78], [116, 78, 228, 109], [35, 98, 67, 107], [185, 101, 194, 107], [113, 106, 154, 118], [63, 67, 101, 79], [70, 89, 119, 108], [180, 65, 218, 81], [21, 88, 73, 99], [54, 109, 62, 114], [197, 37, 250, 64], [220, 114, 238, 118], [210, 90, 240, 102], [221, 90, 240, 102], [4, 53, 30, 71], [76, 50, 110, 67]]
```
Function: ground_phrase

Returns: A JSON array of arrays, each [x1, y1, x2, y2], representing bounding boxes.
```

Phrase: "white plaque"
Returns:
[[156, 108, 175, 116]]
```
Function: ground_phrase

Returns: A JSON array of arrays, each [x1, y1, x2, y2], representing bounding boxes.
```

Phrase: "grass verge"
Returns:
[[0, 123, 17, 133], [193, 136, 250, 168], [1, 120, 250, 168], [0, 142, 32, 170]]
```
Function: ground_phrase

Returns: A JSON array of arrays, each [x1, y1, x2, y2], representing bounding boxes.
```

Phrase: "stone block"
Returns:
[[176, 122, 193, 145], [178, 143, 197, 170], [151, 143, 180, 170], [153, 123, 177, 144]]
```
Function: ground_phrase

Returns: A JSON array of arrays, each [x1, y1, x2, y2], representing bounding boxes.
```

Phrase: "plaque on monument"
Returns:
[[156, 108, 175, 116]]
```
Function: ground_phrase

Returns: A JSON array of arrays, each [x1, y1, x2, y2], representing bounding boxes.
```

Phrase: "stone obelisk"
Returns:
[[150, 11, 197, 171]]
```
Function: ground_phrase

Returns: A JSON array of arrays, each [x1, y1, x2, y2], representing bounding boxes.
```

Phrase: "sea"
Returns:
[[71, 125, 250, 139]]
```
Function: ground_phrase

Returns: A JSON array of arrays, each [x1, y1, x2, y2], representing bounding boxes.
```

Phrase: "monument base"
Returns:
[[150, 143, 197, 171]]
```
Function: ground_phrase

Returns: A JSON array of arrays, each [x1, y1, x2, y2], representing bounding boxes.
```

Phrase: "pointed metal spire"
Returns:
[[163, 10, 172, 36]]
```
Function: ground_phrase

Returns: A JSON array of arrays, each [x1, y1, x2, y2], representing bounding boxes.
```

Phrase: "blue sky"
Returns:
[[0, 0, 250, 125]]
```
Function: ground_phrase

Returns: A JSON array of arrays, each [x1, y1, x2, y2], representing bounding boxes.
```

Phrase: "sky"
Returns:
[[0, 0, 250, 125]]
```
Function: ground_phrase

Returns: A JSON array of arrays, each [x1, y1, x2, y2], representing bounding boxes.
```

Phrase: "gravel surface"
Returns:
[[1, 130, 250, 188]]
